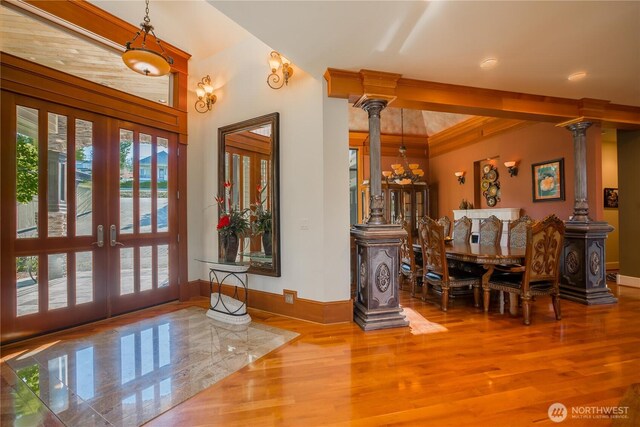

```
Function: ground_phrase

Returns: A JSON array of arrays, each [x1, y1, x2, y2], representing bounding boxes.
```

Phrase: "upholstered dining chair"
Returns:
[[494, 215, 535, 313], [437, 216, 452, 237], [507, 215, 534, 248], [478, 215, 503, 246], [418, 217, 480, 311], [452, 216, 472, 243], [399, 218, 421, 297], [484, 214, 565, 325]]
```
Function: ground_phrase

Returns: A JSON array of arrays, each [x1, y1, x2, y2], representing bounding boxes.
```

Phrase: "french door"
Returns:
[[1, 93, 178, 343], [108, 120, 178, 315]]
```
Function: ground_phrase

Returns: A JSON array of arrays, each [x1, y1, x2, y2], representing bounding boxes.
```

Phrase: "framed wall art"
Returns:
[[532, 158, 565, 202], [604, 187, 619, 208]]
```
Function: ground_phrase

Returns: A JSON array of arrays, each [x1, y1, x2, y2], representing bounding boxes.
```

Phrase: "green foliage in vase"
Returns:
[[250, 184, 272, 235]]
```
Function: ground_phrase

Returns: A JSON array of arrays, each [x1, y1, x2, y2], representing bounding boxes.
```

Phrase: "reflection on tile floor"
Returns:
[[2, 307, 298, 426]]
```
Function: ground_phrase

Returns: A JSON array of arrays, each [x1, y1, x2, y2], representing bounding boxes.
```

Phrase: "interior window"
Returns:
[[0, 4, 171, 105]]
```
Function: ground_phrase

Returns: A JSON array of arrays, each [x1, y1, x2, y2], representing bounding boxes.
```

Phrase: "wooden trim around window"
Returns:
[[7, 0, 190, 114], [1, 53, 187, 136], [17, 0, 190, 74]]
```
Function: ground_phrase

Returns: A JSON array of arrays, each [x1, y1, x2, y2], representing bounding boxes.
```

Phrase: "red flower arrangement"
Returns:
[[215, 181, 249, 238], [217, 215, 230, 229]]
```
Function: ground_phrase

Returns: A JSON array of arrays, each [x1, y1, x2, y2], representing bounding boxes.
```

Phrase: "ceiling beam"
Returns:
[[325, 68, 640, 129]]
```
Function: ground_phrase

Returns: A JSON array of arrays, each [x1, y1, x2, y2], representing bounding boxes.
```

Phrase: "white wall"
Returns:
[[187, 37, 350, 302]]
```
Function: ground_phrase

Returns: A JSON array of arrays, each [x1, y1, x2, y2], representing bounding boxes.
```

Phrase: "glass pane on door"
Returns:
[[75, 119, 93, 237], [16, 255, 39, 316], [48, 253, 68, 310], [120, 129, 134, 234], [140, 246, 152, 292], [120, 248, 134, 295], [47, 113, 68, 237], [158, 245, 169, 288], [139, 134, 153, 234], [76, 251, 93, 305], [157, 137, 168, 232], [16, 106, 39, 239]]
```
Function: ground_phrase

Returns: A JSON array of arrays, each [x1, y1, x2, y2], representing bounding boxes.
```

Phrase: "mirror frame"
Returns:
[[218, 112, 281, 276]]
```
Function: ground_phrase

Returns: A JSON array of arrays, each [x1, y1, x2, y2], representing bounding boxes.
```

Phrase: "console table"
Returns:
[[196, 260, 251, 325]]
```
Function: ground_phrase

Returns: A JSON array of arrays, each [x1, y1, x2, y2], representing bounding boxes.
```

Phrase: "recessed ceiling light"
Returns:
[[568, 71, 587, 81], [480, 58, 498, 70], [158, 99, 167, 104]]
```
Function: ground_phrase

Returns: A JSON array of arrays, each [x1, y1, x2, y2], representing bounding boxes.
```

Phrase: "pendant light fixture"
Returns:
[[122, 0, 174, 77], [382, 109, 424, 185]]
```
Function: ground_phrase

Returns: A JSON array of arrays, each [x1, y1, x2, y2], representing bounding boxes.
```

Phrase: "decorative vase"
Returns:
[[262, 231, 273, 256], [224, 233, 239, 263]]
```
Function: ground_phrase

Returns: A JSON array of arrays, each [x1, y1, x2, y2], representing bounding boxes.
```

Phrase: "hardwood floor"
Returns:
[[2, 283, 639, 426]]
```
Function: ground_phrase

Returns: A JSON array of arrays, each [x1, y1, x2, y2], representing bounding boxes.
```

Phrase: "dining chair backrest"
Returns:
[[508, 215, 534, 248], [479, 215, 503, 246], [418, 217, 448, 278], [453, 216, 472, 243], [437, 216, 452, 237], [400, 218, 415, 268], [523, 214, 565, 286]]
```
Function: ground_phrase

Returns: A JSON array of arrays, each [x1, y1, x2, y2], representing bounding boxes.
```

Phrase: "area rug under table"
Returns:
[[4, 307, 298, 426]]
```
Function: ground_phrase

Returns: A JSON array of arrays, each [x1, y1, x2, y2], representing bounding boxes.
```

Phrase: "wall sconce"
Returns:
[[267, 51, 294, 89], [454, 171, 465, 185], [504, 161, 518, 177], [195, 75, 217, 113]]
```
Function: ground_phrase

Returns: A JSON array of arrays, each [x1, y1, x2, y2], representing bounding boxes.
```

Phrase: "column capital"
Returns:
[[353, 94, 392, 116], [566, 120, 592, 136]]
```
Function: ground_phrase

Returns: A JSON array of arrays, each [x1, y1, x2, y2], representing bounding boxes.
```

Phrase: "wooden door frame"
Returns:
[[1, 92, 112, 343], [1, 56, 188, 343]]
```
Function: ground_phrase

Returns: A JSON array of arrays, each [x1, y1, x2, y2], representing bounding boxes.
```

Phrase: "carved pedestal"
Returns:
[[352, 223, 409, 331], [560, 221, 617, 305]]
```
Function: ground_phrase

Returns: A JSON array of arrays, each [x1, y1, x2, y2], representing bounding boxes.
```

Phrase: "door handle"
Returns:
[[110, 225, 124, 247], [91, 225, 104, 247]]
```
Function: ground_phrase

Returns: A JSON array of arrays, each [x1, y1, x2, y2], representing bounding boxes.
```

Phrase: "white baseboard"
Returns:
[[618, 274, 640, 288]]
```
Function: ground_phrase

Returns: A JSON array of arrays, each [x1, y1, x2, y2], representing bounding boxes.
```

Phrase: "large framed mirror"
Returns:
[[218, 112, 280, 276]]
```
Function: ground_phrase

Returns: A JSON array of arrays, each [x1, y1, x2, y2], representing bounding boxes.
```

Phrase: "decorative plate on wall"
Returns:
[[485, 169, 498, 182], [481, 164, 500, 206]]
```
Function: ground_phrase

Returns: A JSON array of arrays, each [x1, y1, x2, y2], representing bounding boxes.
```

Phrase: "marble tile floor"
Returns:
[[1, 307, 298, 426]]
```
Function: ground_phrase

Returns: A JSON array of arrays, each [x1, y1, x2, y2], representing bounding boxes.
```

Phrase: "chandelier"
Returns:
[[382, 109, 424, 185], [122, 0, 174, 77]]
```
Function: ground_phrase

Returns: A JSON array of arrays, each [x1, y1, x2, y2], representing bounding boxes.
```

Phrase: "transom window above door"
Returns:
[[0, 4, 171, 105]]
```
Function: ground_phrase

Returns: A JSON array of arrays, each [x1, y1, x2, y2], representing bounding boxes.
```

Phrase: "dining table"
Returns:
[[413, 242, 526, 314]]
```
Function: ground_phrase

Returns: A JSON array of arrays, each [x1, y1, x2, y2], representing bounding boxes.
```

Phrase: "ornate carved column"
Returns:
[[351, 95, 408, 331], [559, 120, 616, 305], [568, 121, 591, 222], [358, 96, 387, 225]]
